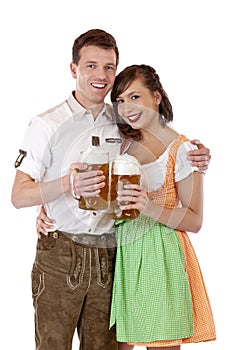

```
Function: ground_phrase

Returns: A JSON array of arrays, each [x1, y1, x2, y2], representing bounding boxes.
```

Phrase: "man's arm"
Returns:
[[188, 140, 211, 171], [11, 170, 70, 209], [34, 162, 106, 236]]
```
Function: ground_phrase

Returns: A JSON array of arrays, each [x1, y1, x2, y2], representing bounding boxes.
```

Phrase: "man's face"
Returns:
[[71, 45, 117, 109]]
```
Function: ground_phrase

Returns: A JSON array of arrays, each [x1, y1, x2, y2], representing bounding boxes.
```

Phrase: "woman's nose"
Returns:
[[123, 102, 134, 114]]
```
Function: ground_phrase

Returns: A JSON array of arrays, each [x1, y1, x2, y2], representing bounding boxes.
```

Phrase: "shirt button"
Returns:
[[93, 212, 97, 216], [52, 232, 58, 239]]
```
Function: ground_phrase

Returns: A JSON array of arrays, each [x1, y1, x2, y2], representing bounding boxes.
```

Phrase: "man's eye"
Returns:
[[87, 64, 95, 68], [132, 95, 139, 100], [106, 66, 114, 71]]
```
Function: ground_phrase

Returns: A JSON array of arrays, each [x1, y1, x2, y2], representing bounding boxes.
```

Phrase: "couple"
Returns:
[[11, 29, 215, 350]]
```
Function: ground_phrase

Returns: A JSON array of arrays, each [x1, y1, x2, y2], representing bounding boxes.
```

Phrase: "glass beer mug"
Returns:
[[71, 136, 110, 210], [111, 154, 141, 219]]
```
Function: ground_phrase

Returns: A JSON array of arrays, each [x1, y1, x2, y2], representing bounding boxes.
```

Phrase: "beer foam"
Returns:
[[80, 148, 109, 164], [113, 154, 141, 175]]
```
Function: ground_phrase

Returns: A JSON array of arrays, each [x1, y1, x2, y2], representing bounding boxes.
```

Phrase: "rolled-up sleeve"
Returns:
[[17, 117, 52, 181]]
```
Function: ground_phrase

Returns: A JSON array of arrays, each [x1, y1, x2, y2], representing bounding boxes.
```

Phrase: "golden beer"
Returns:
[[111, 174, 140, 219], [79, 162, 109, 210], [70, 141, 110, 210], [111, 154, 141, 219]]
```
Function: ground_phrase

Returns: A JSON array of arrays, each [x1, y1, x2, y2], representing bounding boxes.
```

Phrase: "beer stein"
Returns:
[[111, 154, 141, 219], [71, 136, 109, 210]]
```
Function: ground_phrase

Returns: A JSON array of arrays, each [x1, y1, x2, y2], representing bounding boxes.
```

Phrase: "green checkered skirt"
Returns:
[[110, 215, 194, 342]]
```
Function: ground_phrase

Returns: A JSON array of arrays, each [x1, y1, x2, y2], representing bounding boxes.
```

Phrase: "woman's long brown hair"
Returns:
[[111, 64, 173, 141]]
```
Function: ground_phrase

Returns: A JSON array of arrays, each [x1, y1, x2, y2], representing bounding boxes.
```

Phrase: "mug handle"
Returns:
[[70, 168, 80, 200]]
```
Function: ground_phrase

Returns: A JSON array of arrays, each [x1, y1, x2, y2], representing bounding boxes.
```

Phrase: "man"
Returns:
[[11, 29, 210, 350]]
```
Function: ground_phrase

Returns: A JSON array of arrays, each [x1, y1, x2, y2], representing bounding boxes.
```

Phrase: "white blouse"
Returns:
[[140, 141, 199, 192]]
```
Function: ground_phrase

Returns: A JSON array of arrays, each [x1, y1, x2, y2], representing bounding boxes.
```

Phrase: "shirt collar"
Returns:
[[67, 92, 114, 121]]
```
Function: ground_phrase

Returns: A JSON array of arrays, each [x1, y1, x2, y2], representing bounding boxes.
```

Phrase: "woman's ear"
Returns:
[[154, 90, 162, 105]]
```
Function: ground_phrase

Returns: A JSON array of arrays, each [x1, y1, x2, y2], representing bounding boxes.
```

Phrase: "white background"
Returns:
[[1, 0, 232, 349]]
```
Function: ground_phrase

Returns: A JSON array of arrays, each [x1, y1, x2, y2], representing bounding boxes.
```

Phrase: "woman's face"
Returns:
[[115, 77, 161, 130]]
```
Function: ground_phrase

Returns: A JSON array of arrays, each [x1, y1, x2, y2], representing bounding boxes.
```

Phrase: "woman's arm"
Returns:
[[117, 171, 204, 233]]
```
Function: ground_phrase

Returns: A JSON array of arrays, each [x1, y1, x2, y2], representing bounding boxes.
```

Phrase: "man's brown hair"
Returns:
[[72, 29, 119, 66]]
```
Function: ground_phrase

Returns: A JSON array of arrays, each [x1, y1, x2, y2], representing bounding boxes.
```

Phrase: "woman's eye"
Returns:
[[117, 99, 124, 105], [131, 95, 139, 100]]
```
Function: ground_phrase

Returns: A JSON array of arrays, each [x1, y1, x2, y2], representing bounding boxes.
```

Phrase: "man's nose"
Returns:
[[95, 67, 107, 78]]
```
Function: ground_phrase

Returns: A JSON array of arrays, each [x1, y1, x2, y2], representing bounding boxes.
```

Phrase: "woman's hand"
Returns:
[[117, 183, 149, 213], [36, 205, 55, 238]]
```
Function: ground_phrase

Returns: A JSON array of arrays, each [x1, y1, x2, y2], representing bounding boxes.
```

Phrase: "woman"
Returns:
[[109, 64, 216, 349]]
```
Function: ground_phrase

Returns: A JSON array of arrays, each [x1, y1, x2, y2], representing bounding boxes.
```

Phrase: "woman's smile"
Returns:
[[126, 112, 142, 123]]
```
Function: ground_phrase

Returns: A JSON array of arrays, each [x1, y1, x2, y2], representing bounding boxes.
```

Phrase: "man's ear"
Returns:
[[154, 90, 162, 105], [70, 62, 77, 79]]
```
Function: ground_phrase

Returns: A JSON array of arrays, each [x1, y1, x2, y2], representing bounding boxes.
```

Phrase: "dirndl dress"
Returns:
[[110, 135, 216, 347]]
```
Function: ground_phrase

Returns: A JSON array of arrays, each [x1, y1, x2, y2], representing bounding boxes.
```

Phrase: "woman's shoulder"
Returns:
[[173, 136, 199, 182]]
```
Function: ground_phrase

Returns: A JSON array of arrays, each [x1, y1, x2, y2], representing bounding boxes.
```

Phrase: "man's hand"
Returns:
[[70, 162, 106, 199], [188, 139, 211, 172]]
